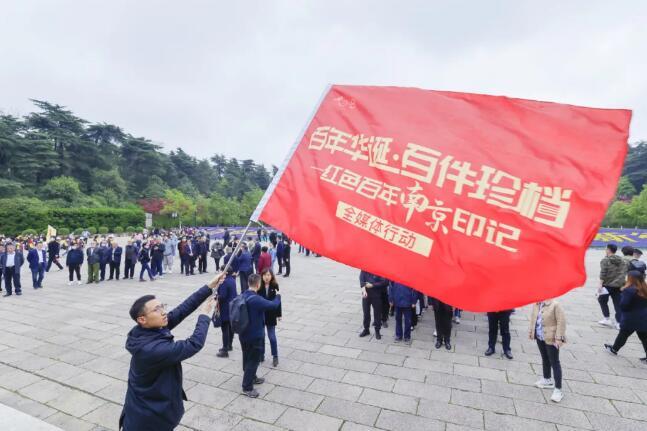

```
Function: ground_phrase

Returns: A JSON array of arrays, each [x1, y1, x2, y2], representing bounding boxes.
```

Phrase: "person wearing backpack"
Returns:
[[234, 273, 281, 398]]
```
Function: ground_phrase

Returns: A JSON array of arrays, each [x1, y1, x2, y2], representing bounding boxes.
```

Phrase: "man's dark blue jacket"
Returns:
[[236, 251, 253, 273], [98, 245, 110, 264], [239, 289, 280, 343], [66, 249, 84, 266], [110, 246, 123, 264], [120, 285, 212, 431], [217, 275, 238, 322], [27, 248, 47, 270]]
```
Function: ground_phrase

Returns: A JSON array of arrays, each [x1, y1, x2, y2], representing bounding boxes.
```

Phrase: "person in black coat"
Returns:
[[430, 297, 453, 350], [282, 238, 291, 277], [119, 274, 223, 431], [359, 271, 389, 339], [138, 244, 154, 282], [223, 228, 230, 247], [197, 237, 208, 274], [215, 268, 238, 358], [258, 269, 282, 367], [108, 242, 123, 281], [98, 241, 110, 281], [605, 270, 647, 360], [124, 240, 138, 280], [46, 237, 63, 271], [66, 243, 84, 285], [485, 310, 514, 359], [269, 231, 277, 248], [251, 240, 261, 273], [150, 240, 165, 278]]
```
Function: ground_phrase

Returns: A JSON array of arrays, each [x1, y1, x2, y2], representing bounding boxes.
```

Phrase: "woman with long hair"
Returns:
[[259, 269, 282, 367], [605, 270, 647, 361]]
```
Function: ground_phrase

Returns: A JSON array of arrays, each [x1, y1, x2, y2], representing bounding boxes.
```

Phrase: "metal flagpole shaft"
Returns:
[[220, 219, 255, 275]]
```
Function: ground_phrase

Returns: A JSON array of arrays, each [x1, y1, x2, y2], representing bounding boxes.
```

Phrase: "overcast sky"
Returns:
[[1, 1, 645, 167]]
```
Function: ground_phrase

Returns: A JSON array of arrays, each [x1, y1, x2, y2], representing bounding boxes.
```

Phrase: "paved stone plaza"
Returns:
[[1, 248, 647, 430]]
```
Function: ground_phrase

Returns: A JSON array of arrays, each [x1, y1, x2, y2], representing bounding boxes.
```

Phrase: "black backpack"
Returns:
[[229, 294, 249, 334]]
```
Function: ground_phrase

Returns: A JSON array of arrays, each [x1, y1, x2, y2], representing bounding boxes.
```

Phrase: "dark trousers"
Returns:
[[109, 262, 121, 280], [68, 264, 81, 281], [31, 264, 45, 288], [536, 339, 562, 389], [99, 263, 107, 280], [380, 289, 390, 323], [241, 338, 264, 391], [221, 321, 234, 351], [139, 263, 153, 280], [612, 329, 647, 354], [124, 260, 135, 279], [4, 267, 21, 294], [46, 255, 63, 271], [598, 286, 622, 322], [362, 291, 382, 331], [283, 256, 291, 276], [187, 256, 195, 275], [277, 256, 283, 274], [213, 257, 221, 271], [198, 254, 207, 273], [487, 311, 512, 351], [395, 307, 412, 340], [239, 270, 250, 292], [151, 259, 163, 277], [180, 256, 187, 274], [433, 303, 453, 343]]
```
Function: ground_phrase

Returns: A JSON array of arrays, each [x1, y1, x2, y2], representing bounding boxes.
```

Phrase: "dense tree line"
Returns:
[[0, 100, 276, 228]]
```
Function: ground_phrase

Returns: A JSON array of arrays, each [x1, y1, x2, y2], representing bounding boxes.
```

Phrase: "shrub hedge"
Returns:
[[0, 207, 145, 237]]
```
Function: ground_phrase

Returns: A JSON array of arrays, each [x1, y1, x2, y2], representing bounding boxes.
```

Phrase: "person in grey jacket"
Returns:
[[598, 243, 628, 328], [163, 234, 177, 274]]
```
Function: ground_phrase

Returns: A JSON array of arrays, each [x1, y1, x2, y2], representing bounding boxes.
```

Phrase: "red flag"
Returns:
[[253, 86, 631, 311]]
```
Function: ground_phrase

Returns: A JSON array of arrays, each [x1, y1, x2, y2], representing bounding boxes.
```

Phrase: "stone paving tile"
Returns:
[[0, 367, 44, 390], [328, 356, 379, 373], [297, 362, 347, 381], [613, 400, 647, 421], [47, 390, 107, 418], [417, 398, 483, 428], [393, 379, 451, 402], [264, 385, 324, 411], [318, 344, 362, 358], [44, 412, 96, 431], [403, 357, 454, 373], [276, 407, 343, 431], [305, 378, 364, 402], [80, 402, 122, 431], [19, 380, 75, 404], [263, 369, 314, 390], [374, 363, 427, 382], [185, 383, 239, 409], [480, 379, 546, 403], [484, 411, 557, 431], [375, 409, 445, 431], [317, 397, 380, 426], [425, 370, 482, 392], [514, 399, 593, 429], [567, 380, 642, 403], [358, 388, 418, 414], [342, 370, 396, 391], [452, 389, 516, 414], [181, 404, 243, 431], [226, 395, 288, 423], [454, 364, 508, 382], [340, 422, 381, 431], [231, 418, 285, 431], [0, 387, 59, 420]]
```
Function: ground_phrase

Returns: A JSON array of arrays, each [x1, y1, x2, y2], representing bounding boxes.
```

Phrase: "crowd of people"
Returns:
[[0, 226, 293, 296]]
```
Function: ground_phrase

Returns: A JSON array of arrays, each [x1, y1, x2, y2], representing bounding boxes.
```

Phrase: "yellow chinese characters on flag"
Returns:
[[252, 86, 631, 311]]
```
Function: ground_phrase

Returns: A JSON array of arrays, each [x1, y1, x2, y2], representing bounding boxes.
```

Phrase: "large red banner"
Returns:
[[253, 86, 631, 311]]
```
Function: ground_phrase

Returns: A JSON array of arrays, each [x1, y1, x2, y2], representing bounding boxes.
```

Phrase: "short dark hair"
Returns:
[[261, 246, 268, 252], [130, 295, 156, 322], [621, 245, 635, 256], [248, 273, 261, 288], [607, 244, 618, 254], [635, 248, 643, 256]]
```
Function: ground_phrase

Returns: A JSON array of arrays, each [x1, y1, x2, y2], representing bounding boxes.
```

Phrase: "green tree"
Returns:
[[161, 189, 196, 224], [41, 176, 82, 204], [616, 176, 637, 200], [623, 141, 647, 192]]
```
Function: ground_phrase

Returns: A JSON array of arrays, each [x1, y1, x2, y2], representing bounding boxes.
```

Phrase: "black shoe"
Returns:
[[16, 292, 22, 296], [272, 357, 279, 367], [604, 344, 618, 355], [253, 377, 265, 385], [640, 357, 647, 363], [484, 348, 495, 356], [216, 350, 229, 358], [375, 331, 382, 340], [2, 293, 12, 297], [503, 350, 513, 360], [227, 345, 233, 352], [445, 341, 451, 350], [435, 340, 442, 349], [359, 329, 370, 337]]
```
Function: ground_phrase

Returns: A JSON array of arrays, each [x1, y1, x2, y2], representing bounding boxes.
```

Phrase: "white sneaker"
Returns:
[[615, 322, 621, 330], [535, 378, 555, 389], [454, 316, 461, 324], [550, 388, 564, 402], [433, 330, 437, 337], [68, 281, 74, 286], [76, 281, 82, 285], [598, 318, 612, 327], [167, 270, 173, 274]]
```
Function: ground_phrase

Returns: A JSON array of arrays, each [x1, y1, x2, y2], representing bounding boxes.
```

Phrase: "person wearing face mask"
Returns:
[[124, 239, 138, 280], [66, 242, 84, 285], [98, 240, 111, 282], [138, 242, 155, 282], [86, 241, 101, 284]]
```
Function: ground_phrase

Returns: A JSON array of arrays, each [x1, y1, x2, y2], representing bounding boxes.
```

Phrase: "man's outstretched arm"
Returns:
[[167, 273, 225, 330]]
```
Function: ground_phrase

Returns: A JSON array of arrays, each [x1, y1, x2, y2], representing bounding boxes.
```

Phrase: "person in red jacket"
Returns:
[[257, 246, 272, 274]]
